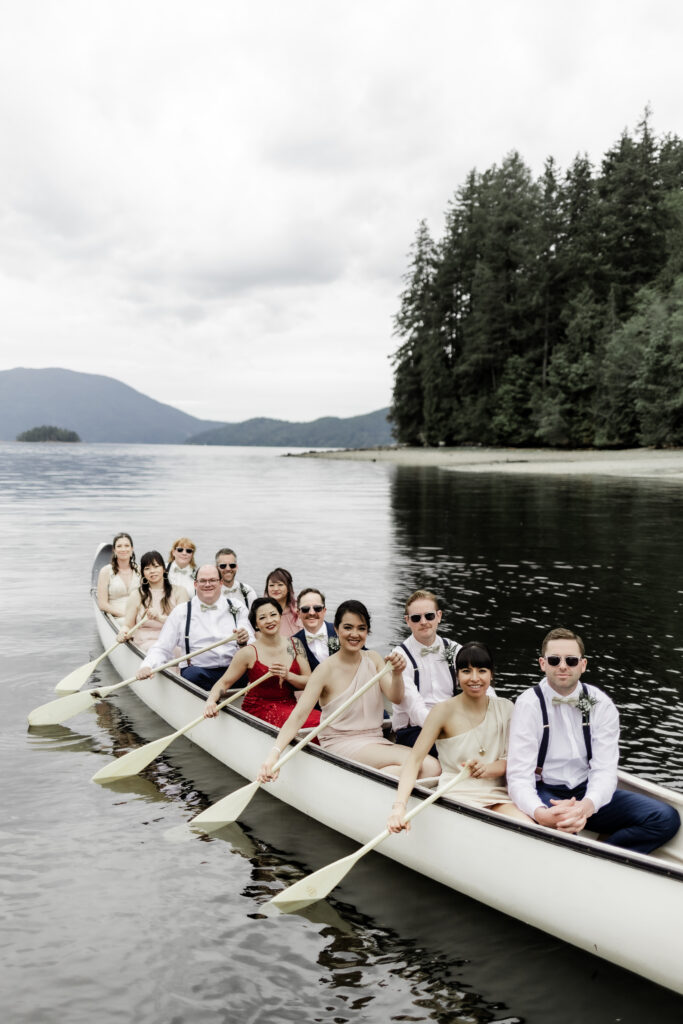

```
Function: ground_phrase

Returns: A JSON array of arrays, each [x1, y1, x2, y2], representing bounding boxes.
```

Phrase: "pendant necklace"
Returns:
[[461, 697, 490, 756]]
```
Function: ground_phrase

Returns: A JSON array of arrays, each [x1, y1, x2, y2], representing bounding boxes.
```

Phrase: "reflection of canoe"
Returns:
[[90, 543, 683, 994]]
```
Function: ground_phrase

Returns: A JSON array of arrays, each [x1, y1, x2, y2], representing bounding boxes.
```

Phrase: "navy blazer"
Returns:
[[294, 621, 337, 671]]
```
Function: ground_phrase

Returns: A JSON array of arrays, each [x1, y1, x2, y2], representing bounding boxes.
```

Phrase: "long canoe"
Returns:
[[88, 544, 683, 994]]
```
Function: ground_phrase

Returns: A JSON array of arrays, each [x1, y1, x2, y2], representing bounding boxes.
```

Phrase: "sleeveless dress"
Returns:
[[318, 651, 395, 758], [241, 645, 321, 729], [102, 565, 140, 623], [133, 589, 185, 652], [435, 697, 514, 808]]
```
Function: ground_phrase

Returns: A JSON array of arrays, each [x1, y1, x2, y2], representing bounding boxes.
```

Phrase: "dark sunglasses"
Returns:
[[300, 604, 324, 614], [545, 655, 581, 667], [218, 562, 237, 569], [176, 547, 194, 554], [408, 612, 437, 623]]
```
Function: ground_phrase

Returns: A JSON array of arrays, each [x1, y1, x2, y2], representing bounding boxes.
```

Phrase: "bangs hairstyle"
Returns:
[[334, 599, 371, 632], [111, 532, 137, 575], [264, 567, 295, 609], [139, 550, 173, 614], [168, 537, 197, 569], [249, 596, 282, 630], [455, 642, 494, 674]]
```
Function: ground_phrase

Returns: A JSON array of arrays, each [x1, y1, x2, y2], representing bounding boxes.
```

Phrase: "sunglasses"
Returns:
[[300, 604, 324, 614], [545, 655, 581, 667], [176, 547, 194, 554], [408, 612, 437, 623], [218, 562, 237, 569]]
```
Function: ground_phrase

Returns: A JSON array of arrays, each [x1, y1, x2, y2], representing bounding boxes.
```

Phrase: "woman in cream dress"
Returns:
[[97, 533, 140, 624], [388, 642, 532, 831], [117, 550, 188, 652]]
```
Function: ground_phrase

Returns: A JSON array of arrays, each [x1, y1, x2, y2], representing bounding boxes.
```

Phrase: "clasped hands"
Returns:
[[534, 796, 594, 833]]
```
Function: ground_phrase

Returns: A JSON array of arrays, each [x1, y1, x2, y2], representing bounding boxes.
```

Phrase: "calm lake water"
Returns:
[[2, 442, 682, 1023]]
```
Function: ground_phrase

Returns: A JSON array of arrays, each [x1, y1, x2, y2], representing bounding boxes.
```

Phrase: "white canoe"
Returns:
[[89, 544, 683, 994]]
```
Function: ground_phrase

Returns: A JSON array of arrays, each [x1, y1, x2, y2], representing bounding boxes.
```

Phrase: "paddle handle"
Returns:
[[174, 671, 273, 739], [96, 632, 238, 697], [273, 662, 391, 773]]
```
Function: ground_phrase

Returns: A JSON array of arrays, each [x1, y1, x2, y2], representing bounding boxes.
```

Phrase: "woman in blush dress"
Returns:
[[264, 567, 302, 637], [97, 533, 140, 624], [117, 550, 188, 652], [387, 642, 533, 832], [203, 597, 320, 729], [258, 600, 440, 781], [166, 537, 197, 599]]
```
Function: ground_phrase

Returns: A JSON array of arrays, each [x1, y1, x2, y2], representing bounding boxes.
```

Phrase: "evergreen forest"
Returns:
[[16, 425, 81, 442], [390, 112, 683, 448]]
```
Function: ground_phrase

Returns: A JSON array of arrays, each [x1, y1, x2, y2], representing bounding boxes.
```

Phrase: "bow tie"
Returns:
[[420, 644, 441, 656], [552, 696, 579, 706], [305, 632, 324, 643], [200, 602, 218, 612]]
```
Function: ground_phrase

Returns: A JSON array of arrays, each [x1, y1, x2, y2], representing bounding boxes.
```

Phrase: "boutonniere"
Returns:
[[327, 636, 340, 655], [576, 692, 599, 717], [442, 643, 457, 668]]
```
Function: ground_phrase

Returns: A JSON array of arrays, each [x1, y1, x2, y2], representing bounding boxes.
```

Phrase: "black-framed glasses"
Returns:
[[176, 547, 194, 554], [218, 562, 237, 569], [300, 604, 324, 614], [545, 655, 581, 667], [408, 612, 437, 623]]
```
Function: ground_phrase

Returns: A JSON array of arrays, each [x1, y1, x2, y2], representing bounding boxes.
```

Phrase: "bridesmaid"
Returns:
[[117, 550, 188, 652], [97, 533, 140, 623], [203, 597, 319, 728], [264, 568, 302, 637], [387, 642, 533, 831], [166, 537, 197, 599]]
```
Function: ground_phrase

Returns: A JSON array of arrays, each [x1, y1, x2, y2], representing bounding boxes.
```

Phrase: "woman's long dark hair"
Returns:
[[139, 551, 173, 614], [264, 567, 296, 610], [111, 532, 138, 575]]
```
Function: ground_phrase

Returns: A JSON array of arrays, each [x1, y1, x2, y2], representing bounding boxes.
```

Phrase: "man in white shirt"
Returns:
[[391, 590, 461, 755], [507, 627, 680, 853], [136, 564, 253, 691], [293, 588, 337, 670], [215, 547, 257, 610]]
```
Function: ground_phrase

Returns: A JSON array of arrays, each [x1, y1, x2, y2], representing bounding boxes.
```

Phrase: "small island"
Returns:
[[16, 425, 81, 443]]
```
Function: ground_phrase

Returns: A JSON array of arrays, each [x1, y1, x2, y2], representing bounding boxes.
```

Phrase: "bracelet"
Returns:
[[272, 744, 282, 753]]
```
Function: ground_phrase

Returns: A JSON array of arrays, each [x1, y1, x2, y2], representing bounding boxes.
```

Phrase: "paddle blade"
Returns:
[[54, 659, 99, 695], [269, 850, 361, 912], [190, 780, 261, 831], [27, 689, 97, 726], [92, 733, 176, 783]]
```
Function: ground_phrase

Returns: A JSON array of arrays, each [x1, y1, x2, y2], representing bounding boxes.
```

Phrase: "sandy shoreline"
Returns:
[[296, 446, 683, 481]]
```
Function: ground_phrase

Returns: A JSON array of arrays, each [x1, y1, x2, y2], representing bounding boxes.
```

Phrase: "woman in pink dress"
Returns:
[[203, 598, 320, 729], [258, 601, 440, 780], [117, 550, 188, 652], [264, 568, 302, 637]]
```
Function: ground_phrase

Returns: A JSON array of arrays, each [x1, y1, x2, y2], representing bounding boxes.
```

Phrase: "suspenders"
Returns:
[[184, 599, 239, 656], [399, 637, 458, 693], [533, 682, 593, 778]]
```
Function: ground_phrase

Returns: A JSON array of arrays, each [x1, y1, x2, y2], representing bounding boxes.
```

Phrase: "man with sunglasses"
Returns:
[[293, 588, 337, 670], [215, 547, 257, 610], [391, 590, 461, 756], [507, 627, 679, 853]]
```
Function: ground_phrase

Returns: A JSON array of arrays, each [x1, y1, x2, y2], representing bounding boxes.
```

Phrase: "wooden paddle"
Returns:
[[267, 766, 470, 912], [55, 615, 149, 694], [91, 671, 272, 783], [190, 662, 392, 831], [27, 634, 237, 727]]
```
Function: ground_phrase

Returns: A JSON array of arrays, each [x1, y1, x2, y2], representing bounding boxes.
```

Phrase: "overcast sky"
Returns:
[[1, 1, 680, 424]]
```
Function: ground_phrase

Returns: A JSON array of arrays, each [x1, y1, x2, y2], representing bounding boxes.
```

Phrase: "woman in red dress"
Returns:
[[203, 597, 321, 729]]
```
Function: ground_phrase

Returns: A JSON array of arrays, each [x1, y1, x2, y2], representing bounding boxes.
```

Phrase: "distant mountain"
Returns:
[[185, 408, 393, 447], [0, 368, 395, 446]]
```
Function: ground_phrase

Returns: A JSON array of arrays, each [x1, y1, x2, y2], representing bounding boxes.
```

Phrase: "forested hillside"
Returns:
[[390, 111, 683, 448]]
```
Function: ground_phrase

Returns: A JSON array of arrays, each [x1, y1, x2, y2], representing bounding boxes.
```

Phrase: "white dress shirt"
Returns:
[[303, 624, 332, 665], [507, 678, 619, 819], [167, 563, 195, 600], [391, 634, 461, 730], [221, 577, 257, 609], [141, 595, 253, 672]]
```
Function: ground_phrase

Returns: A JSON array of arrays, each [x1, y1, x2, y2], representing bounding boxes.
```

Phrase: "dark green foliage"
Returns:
[[391, 110, 683, 448], [17, 425, 81, 442]]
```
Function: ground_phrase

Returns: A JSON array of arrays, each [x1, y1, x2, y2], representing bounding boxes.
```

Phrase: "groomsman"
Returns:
[[215, 547, 257, 610], [293, 588, 337, 670]]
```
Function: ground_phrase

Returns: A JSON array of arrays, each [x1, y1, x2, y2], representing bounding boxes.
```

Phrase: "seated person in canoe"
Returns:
[[97, 532, 140, 623], [135, 564, 252, 691], [215, 546, 257, 610], [388, 642, 531, 831], [258, 600, 440, 780], [264, 568, 302, 637], [507, 627, 681, 852], [117, 550, 188, 652], [203, 597, 320, 729], [293, 588, 339, 670], [166, 537, 197, 600], [391, 589, 462, 757]]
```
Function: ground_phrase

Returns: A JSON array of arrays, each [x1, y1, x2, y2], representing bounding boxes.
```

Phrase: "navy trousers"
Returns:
[[536, 781, 680, 854], [180, 664, 229, 691], [395, 724, 438, 759]]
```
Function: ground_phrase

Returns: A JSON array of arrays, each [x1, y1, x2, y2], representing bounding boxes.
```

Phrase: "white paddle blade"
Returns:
[[269, 850, 361, 912], [190, 780, 261, 830], [92, 733, 177, 783], [54, 659, 99, 695], [27, 689, 97, 726]]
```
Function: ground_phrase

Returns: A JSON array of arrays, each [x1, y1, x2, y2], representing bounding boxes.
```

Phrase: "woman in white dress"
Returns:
[[387, 642, 532, 831], [97, 533, 140, 624]]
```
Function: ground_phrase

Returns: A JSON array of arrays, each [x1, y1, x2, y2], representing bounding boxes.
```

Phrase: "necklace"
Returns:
[[459, 697, 490, 756]]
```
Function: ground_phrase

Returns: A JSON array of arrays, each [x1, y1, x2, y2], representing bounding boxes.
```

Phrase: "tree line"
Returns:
[[390, 111, 683, 448]]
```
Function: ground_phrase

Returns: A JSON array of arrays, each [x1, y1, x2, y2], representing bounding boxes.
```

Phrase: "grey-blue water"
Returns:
[[2, 442, 682, 1023]]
